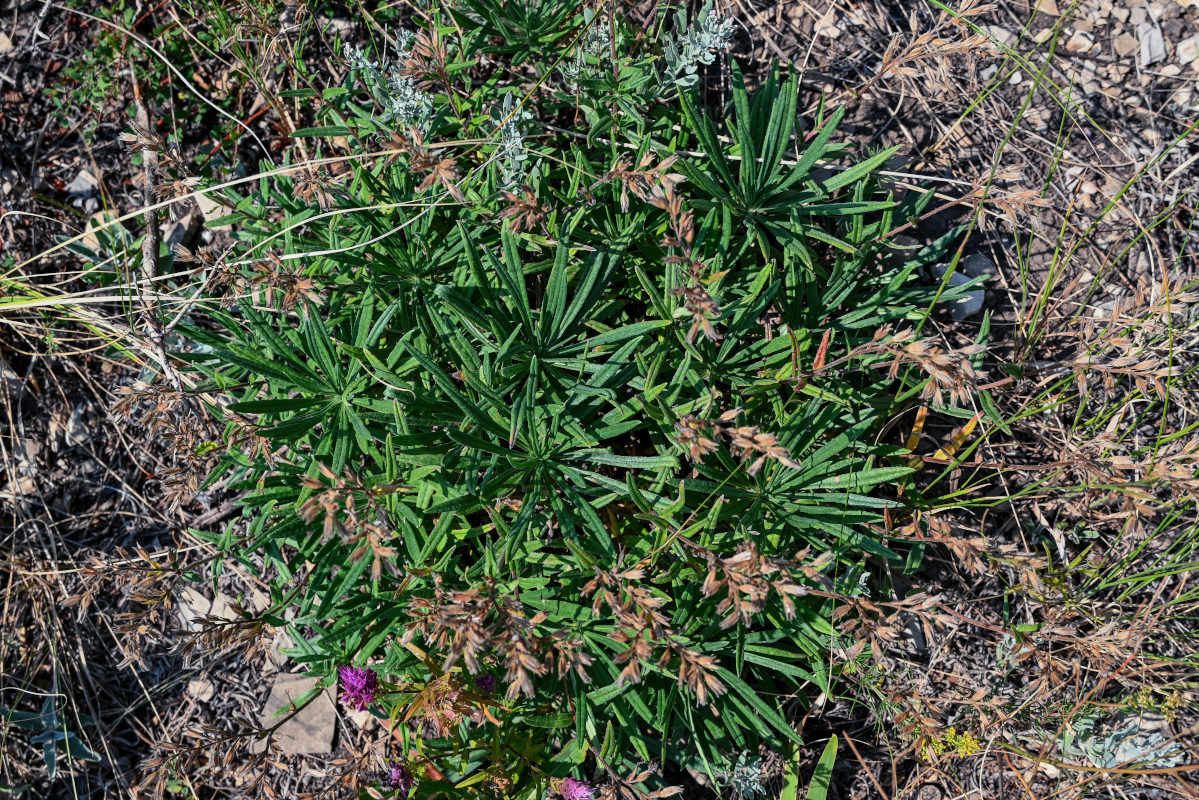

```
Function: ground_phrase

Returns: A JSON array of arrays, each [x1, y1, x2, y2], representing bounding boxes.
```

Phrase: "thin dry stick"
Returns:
[[841, 731, 893, 800], [129, 66, 182, 393]]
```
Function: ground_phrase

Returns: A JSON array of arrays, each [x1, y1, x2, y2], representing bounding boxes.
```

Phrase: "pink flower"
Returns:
[[338, 665, 379, 711], [384, 761, 416, 798], [557, 777, 595, 800]]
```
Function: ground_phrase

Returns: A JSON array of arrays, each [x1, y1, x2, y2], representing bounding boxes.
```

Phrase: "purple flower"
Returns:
[[384, 762, 417, 798], [338, 665, 379, 711], [557, 777, 595, 800], [473, 673, 497, 693]]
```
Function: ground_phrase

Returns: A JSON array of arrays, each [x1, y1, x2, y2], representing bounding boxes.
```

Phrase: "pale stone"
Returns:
[[988, 24, 1018, 50], [1139, 23, 1166, 66], [1066, 30, 1094, 52], [0, 475, 36, 499], [815, 22, 842, 39], [64, 406, 89, 447], [176, 588, 210, 631], [253, 674, 335, 755], [195, 190, 233, 230], [163, 212, 201, 253], [176, 588, 239, 631], [962, 252, 998, 279], [1177, 35, 1199, 66], [931, 262, 985, 320], [65, 170, 99, 197], [80, 212, 114, 254], [187, 678, 216, 702], [1114, 33, 1140, 58]]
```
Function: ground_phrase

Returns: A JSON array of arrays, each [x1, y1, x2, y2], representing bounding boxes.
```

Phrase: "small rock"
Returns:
[[176, 588, 239, 631], [195, 191, 232, 230], [1010, 69, 1024, 85], [1131, 7, 1148, 25], [187, 678, 216, 702], [1, 475, 36, 499], [65, 170, 99, 197], [176, 588, 211, 631], [1177, 35, 1199, 67], [1160, 63, 1183, 76], [1131, 249, 1153, 276], [1066, 30, 1094, 52], [931, 262, 986, 320], [14, 438, 41, 471], [961, 252, 998, 279], [1034, 0, 1059, 14], [815, 22, 842, 39], [269, 629, 294, 668], [163, 212, 201, 252], [1114, 33, 1140, 58], [319, 16, 354, 38], [80, 212, 116, 255], [948, 282, 984, 320], [346, 707, 376, 730], [1112, 6, 1130, 23], [0, 33, 11, 55], [253, 674, 335, 755], [987, 25, 1017, 53], [1025, 107, 1051, 129], [65, 170, 101, 214], [1139, 23, 1167, 67], [249, 589, 271, 614], [64, 406, 89, 447], [1092, 299, 1119, 319], [209, 591, 238, 621]]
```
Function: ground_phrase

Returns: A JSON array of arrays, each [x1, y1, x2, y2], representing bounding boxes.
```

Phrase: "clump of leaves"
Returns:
[[153, 3, 977, 798]]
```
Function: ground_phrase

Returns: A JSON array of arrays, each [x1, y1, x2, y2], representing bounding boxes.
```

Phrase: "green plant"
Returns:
[[0, 691, 100, 780], [780, 738, 837, 800], [127, 3, 980, 797], [50, 1, 196, 142]]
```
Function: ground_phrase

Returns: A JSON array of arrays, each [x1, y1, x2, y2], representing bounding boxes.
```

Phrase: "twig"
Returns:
[[840, 731, 892, 800], [188, 499, 239, 530], [17, 0, 52, 55]]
